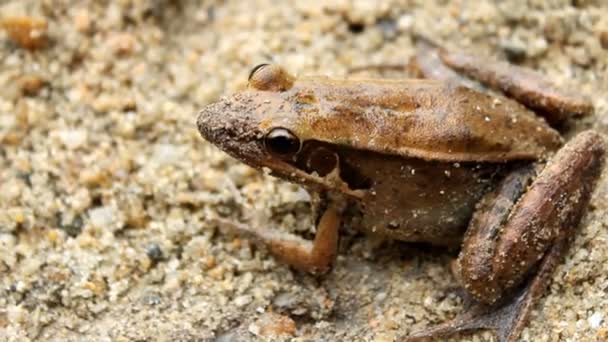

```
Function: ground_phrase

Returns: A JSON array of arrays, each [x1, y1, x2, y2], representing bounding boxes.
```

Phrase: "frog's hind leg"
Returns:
[[409, 37, 485, 90], [408, 239, 567, 342], [439, 47, 593, 126], [407, 37, 593, 126], [210, 205, 340, 275], [408, 131, 605, 342]]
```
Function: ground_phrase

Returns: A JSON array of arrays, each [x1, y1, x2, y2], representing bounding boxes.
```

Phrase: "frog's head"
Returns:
[[198, 64, 359, 194]]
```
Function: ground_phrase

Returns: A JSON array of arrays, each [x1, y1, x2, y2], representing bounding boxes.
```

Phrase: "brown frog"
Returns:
[[196, 44, 605, 342]]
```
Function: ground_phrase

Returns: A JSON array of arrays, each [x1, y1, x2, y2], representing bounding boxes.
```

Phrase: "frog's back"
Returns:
[[337, 147, 501, 245], [286, 77, 562, 162]]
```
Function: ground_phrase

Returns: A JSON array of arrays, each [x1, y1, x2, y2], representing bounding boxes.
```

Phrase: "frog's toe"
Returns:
[[407, 287, 526, 342], [209, 206, 340, 275], [407, 239, 567, 342]]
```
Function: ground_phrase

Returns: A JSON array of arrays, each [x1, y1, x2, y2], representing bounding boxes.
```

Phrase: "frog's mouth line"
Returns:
[[257, 153, 366, 199]]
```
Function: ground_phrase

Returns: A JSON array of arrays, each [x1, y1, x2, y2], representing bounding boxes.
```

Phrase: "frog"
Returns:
[[196, 42, 605, 342]]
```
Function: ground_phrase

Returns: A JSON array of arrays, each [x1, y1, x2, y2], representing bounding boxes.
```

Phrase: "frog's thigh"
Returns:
[[457, 131, 604, 305], [452, 163, 537, 302], [408, 131, 604, 342]]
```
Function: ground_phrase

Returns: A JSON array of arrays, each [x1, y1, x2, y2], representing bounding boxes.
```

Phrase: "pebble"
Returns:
[[18, 75, 46, 96], [54, 130, 88, 150], [254, 312, 296, 337], [500, 38, 528, 63], [1, 16, 48, 50], [397, 14, 413, 32], [589, 312, 604, 329], [107, 32, 137, 56], [145, 243, 164, 262], [88, 206, 118, 229], [600, 31, 608, 50], [233, 295, 252, 307], [73, 10, 92, 34]]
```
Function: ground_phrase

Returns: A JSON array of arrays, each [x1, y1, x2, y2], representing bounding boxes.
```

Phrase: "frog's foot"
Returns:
[[409, 131, 605, 342], [210, 206, 340, 274], [407, 239, 566, 342]]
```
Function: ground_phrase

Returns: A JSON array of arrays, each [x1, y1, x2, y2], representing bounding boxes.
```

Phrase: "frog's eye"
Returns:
[[264, 128, 301, 157], [248, 64, 294, 91], [248, 63, 270, 81]]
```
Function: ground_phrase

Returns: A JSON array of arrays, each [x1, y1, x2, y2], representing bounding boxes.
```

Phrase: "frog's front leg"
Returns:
[[212, 204, 340, 274], [409, 131, 605, 342]]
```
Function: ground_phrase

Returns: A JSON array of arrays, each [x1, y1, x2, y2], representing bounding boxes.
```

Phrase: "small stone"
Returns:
[[543, 16, 572, 43], [6, 305, 26, 325], [46, 229, 60, 243], [19, 75, 46, 96], [1, 16, 48, 50], [59, 215, 84, 238], [375, 332, 397, 342], [272, 292, 298, 310], [141, 292, 162, 306], [88, 206, 117, 229], [248, 323, 261, 336], [151, 144, 187, 166], [80, 168, 111, 187], [107, 32, 136, 56], [589, 312, 604, 329], [500, 38, 527, 63], [572, 0, 596, 7], [74, 10, 92, 34], [568, 46, 593, 67], [215, 331, 238, 342], [55, 129, 88, 150], [397, 14, 413, 32], [233, 295, 252, 307], [600, 31, 608, 50], [145, 243, 164, 262], [377, 17, 398, 40], [256, 312, 296, 337], [208, 265, 225, 280]]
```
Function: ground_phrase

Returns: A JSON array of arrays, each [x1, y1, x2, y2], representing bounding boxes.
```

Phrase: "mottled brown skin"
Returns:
[[197, 51, 605, 342]]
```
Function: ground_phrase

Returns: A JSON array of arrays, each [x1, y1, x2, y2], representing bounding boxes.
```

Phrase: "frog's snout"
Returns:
[[196, 102, 223, 145], [196, 97, 267, 165]]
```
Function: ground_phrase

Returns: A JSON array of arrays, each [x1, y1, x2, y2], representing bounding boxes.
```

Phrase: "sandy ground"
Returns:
[[1, 1, 608, 341]]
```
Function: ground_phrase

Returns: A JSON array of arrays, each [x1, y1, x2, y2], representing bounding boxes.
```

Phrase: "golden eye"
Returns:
[[264, 128, 301, 157], [248, 64, 294, 91]]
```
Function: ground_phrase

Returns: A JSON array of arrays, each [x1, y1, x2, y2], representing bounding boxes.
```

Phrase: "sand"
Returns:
[[1, 1, 607, 341]]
